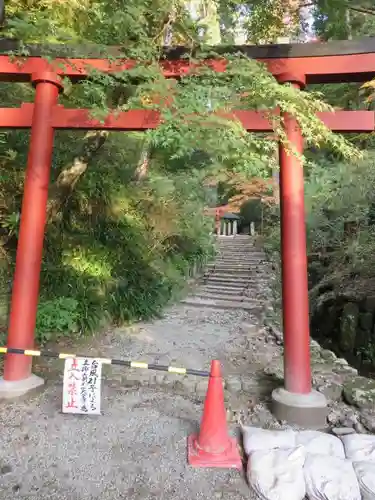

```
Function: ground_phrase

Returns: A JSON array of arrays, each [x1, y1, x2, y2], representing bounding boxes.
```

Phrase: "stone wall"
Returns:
[[265, 320, 375, 434], [311, 294, 375, 374]]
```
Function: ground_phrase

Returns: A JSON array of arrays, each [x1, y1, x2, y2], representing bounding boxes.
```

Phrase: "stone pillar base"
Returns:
[[0, 374, 44, 399], [271, 387, 328, 428]]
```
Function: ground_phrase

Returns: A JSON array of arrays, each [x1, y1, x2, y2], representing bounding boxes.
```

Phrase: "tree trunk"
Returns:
[[46, 130, 108, 223]]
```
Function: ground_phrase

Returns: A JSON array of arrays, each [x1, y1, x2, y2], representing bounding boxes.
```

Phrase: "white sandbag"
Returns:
[[241, 425, 296, 456], [353, 461, 375, 500], [247, 446, 306, 500], [341, 434, 375, 461], [295, 430, 345, 459], [304, 453, 361, 500]]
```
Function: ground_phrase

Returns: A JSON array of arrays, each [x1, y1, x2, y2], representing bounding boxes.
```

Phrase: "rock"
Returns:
[[241, 377, 257, 393], [355, 328, 370, 352], [327, 409, 342, 426], [122, 369, 148, 387], [195, 379, 209, 397], [250, 408, 275, 427], [317, 381, 343, 402], [331, 427, 355, 436], [335, 358, 349, 366], [263, 363, 284, 382], [339, 302, 359, 352], [364, 296, 375, 313], [359, 312, 373, 332], [359, 410, 375, 432], [343, 376, 375, 409], [149, 373, 166, 386], [320, 349, 337, 362], [163, 373, 182, 389], [240, 322, 258, 336], [310, 339, 321, 348], [333, 364, 358, 377], [327, 403, 360, 427], [342, 365, 358, 375], [179, 375, 198, 394], [354, 421, 368, 434], [225, 376, 242, 394]]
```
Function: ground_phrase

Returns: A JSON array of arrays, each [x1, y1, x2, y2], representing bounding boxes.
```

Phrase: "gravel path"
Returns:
[[96, 305, 265, 375], [0, 304, 278, 499]]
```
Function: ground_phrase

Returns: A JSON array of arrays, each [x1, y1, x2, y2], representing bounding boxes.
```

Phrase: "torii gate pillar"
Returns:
[[0, 72, 63, 398], [271, 72, 327, 427]]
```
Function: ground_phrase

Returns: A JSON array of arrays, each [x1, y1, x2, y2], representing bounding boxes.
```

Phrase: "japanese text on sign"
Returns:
[[62, 358, 102, 415]]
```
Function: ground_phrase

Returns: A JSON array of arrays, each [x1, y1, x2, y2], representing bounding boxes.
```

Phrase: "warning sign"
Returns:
[[62, 358, 102, 415]]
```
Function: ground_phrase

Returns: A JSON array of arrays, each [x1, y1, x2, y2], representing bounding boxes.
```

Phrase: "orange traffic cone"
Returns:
[[187, 360, 242, 469]]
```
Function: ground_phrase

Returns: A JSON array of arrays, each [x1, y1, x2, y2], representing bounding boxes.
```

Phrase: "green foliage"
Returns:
[[36, 297, 80, 343], [0, 127, 215, 342]]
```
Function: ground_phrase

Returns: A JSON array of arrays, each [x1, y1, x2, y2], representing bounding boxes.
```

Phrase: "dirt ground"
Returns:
[[0, 305, 282, 500]]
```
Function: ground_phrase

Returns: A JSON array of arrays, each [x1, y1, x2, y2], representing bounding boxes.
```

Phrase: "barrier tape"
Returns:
[[0, 347, 210, 377]]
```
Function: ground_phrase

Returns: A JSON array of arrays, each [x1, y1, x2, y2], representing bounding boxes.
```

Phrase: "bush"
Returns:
[[0, 130, 216, 344], [36, 297, 80, 343]]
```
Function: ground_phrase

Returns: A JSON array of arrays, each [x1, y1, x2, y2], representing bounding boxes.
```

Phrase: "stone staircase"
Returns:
[[181, 235, 271, 313]]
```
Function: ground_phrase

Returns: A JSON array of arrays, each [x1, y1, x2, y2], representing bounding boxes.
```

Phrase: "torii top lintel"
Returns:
[[0, 37, 375, 84]]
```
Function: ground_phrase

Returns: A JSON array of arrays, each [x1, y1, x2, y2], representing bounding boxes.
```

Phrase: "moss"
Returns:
[[343, 376, 375, 409]]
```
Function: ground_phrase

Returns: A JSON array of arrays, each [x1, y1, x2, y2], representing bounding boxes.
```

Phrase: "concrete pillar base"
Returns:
[[0, 374, 44, 399], [271, 387, 328, 428]]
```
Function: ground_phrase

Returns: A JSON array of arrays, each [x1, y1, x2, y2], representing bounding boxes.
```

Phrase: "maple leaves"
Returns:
[[204, 172, 276, 216]]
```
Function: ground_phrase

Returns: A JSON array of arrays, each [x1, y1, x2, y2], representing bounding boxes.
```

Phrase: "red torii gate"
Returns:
[[1, 38, 375, 426]]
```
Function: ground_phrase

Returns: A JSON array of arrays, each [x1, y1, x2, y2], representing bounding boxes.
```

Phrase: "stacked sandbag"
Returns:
[[341, 434, 375, 500], [241, 426, 366, 500], [296, 430, 360, 500], [242, 426, 305, 500], [303, 453, 361, 500]]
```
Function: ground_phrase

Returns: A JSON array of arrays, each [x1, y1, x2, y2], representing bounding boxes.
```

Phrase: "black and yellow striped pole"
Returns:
[[0, 347, 210, 377]]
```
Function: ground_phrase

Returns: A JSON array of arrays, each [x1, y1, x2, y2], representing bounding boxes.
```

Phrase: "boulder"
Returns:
[[339, 302, 359, 352], [343, 376, 375, 409], [359, 312, 373, 332]]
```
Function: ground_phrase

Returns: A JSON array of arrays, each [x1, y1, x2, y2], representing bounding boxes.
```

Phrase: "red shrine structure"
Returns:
[[1, 37, 375, 426]]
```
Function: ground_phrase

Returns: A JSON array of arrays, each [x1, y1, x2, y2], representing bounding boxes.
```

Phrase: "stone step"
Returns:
[[205, 269, 268, 276], [217, 256, 265, 259], [205, 268, 269, 275], [200, 283, 247, 291], [218, 244, 258, 248], [216, 252, 266, 257], [218, 243, 262, 246], [201, 286, 270, 296], [217, 253, 266, 259], [193, 291, 264, 304], [217, 244, 257, 247], [202, 278, 269, 287], [204, 272, 268, 280], [202, 275, 250, 282], [205, 268, 257, 273], [217, 237, 252, 241], [217, 248, 265, 252], [181, 297, 265, 312], [208, 261, 266, 266], [205, 265, 269, 272], [214, 259, 265, 265], [199, 287, 245, 296]]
